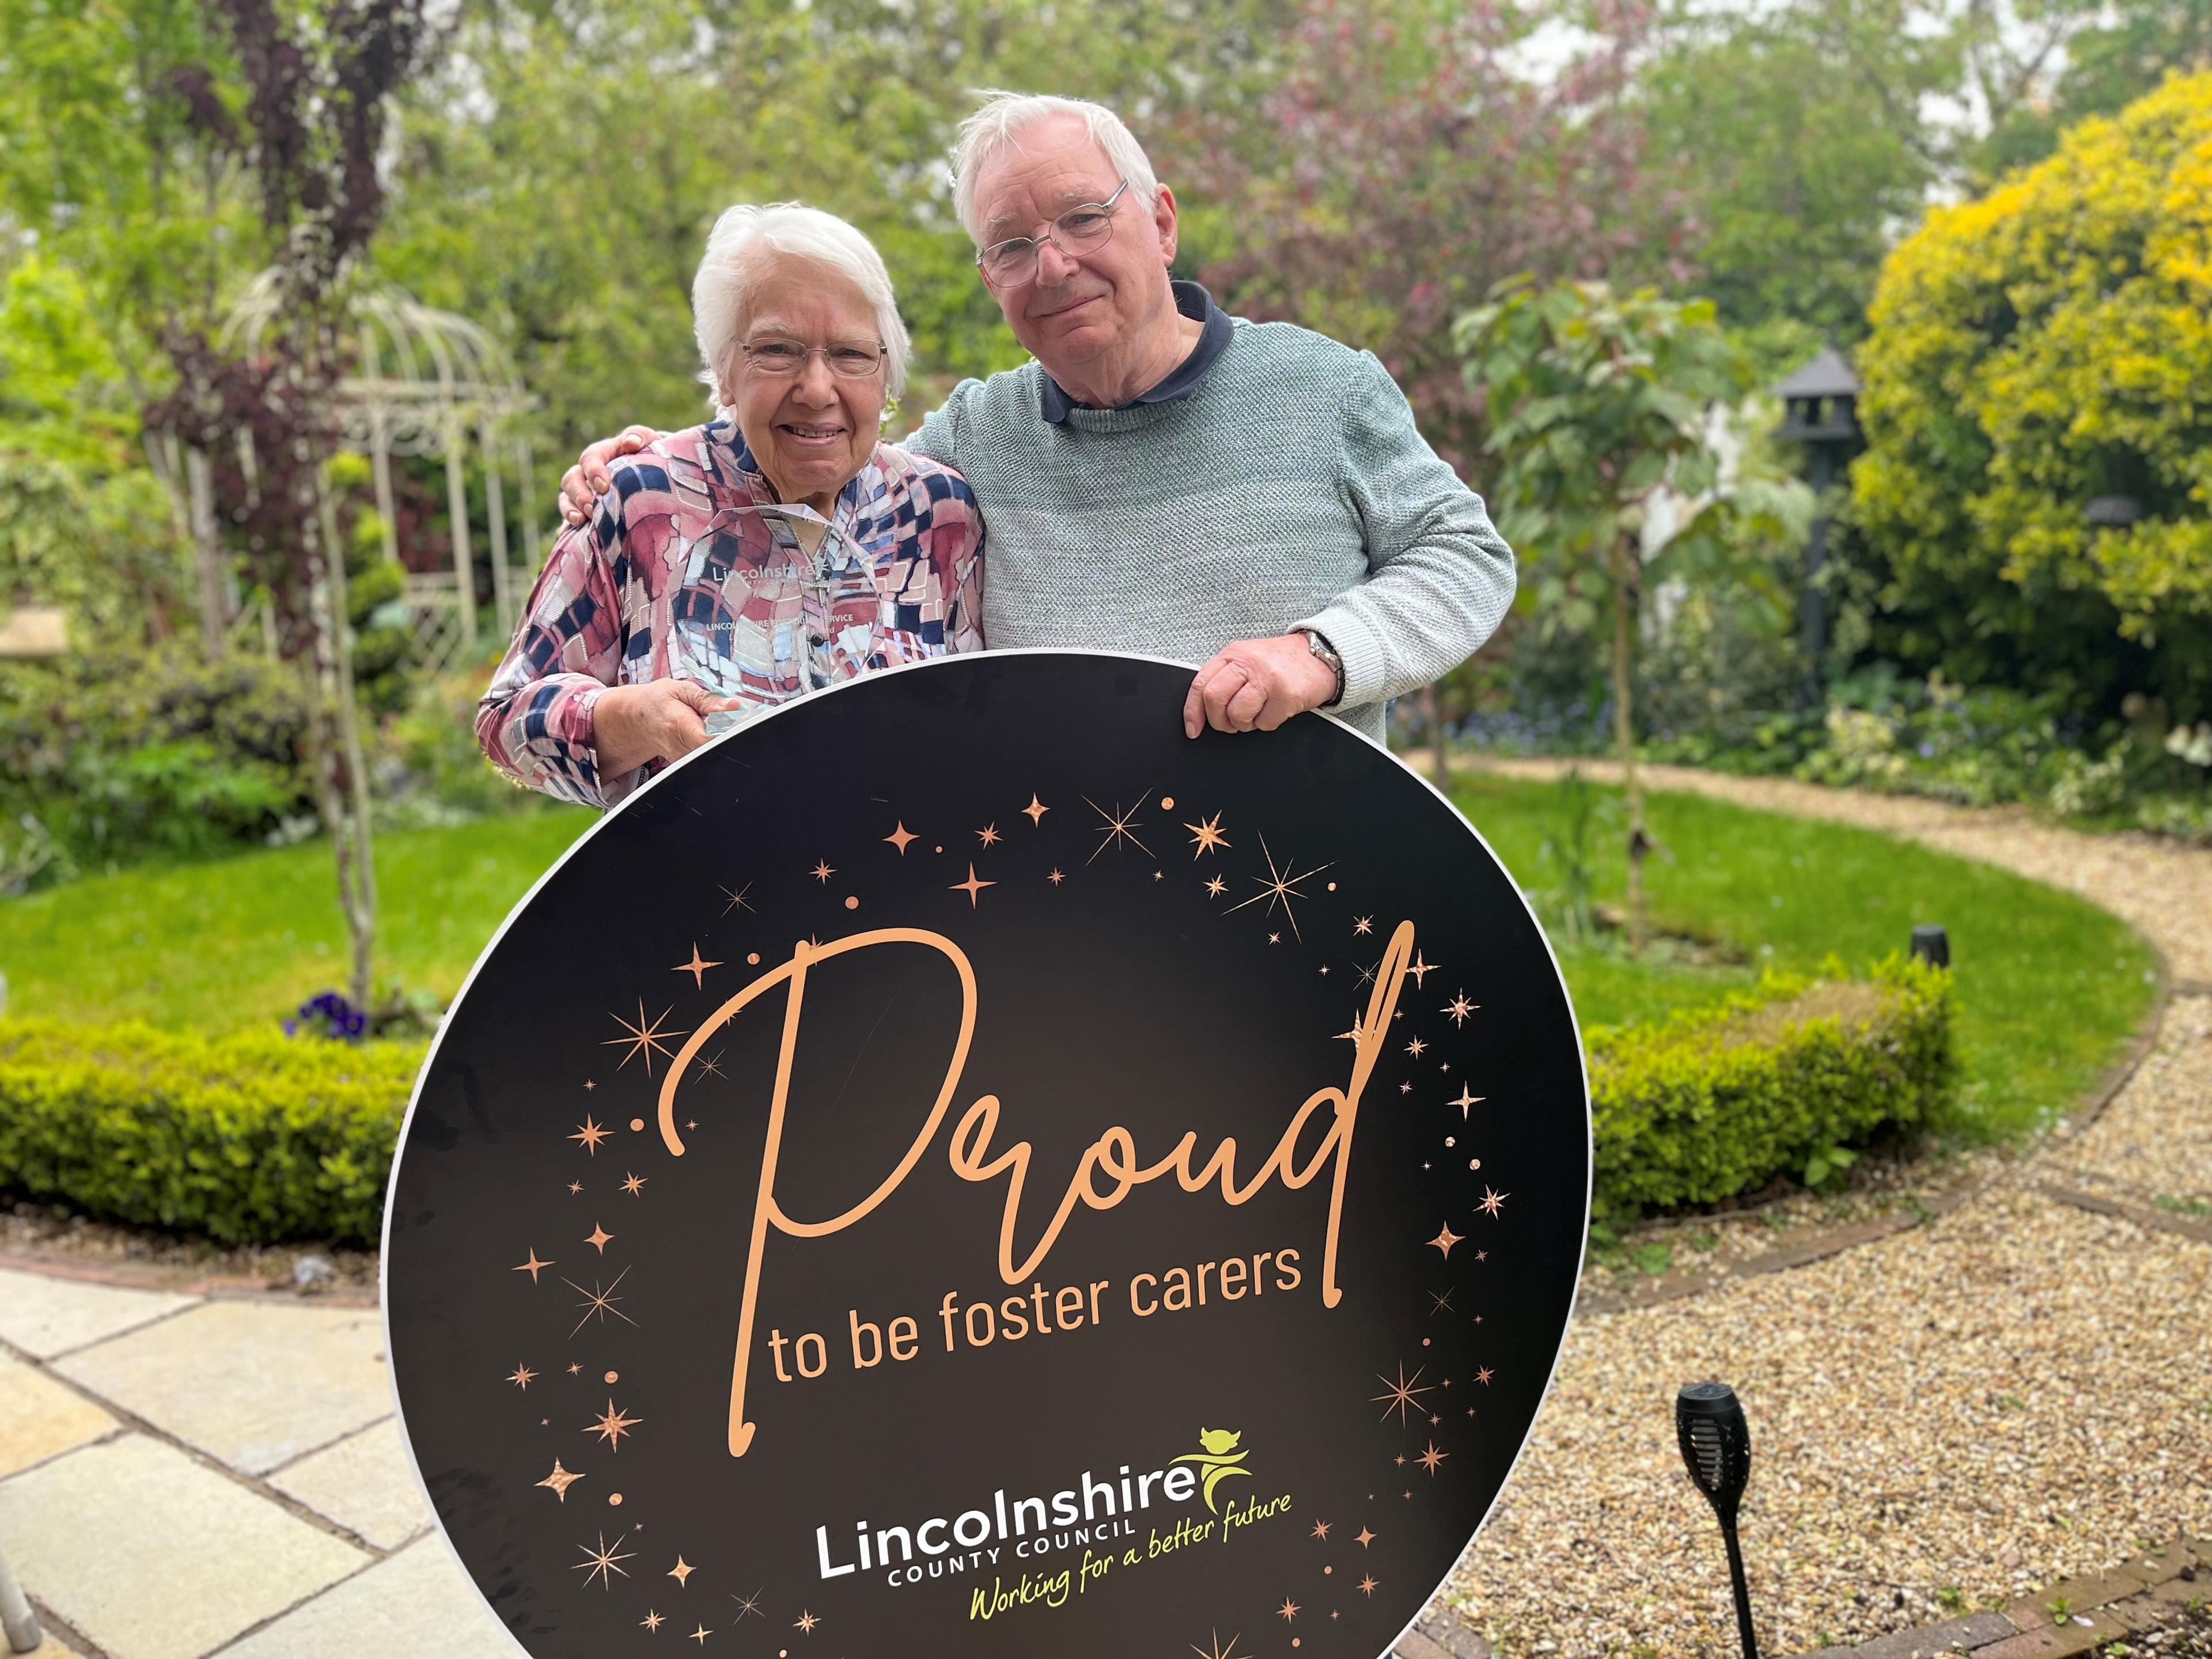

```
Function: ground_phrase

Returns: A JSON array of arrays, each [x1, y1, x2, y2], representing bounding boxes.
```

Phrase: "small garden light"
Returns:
[[1677, 1381, 1759, 1659], [1910, 925, 1950, 968]]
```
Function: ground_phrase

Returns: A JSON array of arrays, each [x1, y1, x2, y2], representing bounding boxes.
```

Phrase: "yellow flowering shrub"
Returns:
[[1851, 72, 2212, 714]]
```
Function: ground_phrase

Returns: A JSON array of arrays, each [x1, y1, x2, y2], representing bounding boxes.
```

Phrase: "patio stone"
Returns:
[[54, 1300, 390, 1475], [216, 1535, 519, 1659], [0, 1351, 115, 1478], [268, 1415, 433, 1550], [0, 1433, 367, 1659], [0, 1266, 197, 1360]]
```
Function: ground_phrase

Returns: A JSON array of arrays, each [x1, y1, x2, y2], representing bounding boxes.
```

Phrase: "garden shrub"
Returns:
[[1588, 953, 1955, 1223], [0, 1020, 423, 1245]]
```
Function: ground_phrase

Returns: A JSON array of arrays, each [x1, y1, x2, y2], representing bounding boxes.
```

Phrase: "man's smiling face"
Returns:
[[971, 113, 1180, 383]]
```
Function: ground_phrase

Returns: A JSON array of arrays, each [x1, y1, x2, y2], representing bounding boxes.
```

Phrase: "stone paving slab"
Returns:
[[0, 1266, 198, 1360], [0, 1433, 368, 1659], [54, 1300, 391, 1476], [0, 1350, 115, 1479], [268, 1415, 432, 1551], [215, 1535, 518, 1659]]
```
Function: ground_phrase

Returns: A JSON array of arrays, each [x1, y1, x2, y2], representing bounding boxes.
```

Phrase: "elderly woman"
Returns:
[[478, 204, 983, 806]]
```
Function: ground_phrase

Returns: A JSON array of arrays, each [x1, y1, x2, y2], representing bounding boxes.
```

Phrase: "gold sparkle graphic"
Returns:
[[688, 1625, 711, 1645], [507, 1362, 537, 1390], [1444, 991, 1478, 1025], [1452, 1085, 1483, 1120], [1192, 1631, 1247, 1659], [513, 1249, 552, 1283], [884, 821, 917, 854], [732, 1590, 764, 1621], [1353, 915, 1374, 935], [1407, 949, 1438, 986], [604, 1002, 687, 1077], [1406, 1036, 1427, 1057], [588, 1398, 641, 1450], [641, 1610, 664, 1631], [950, 864, 995, 906], [1479, 1185, 1510, 1217], [718, 882, 752, 915], [1205, 875, 1227, 897], [1310, 1520, 1331, 1540], [1427, 1222, 1464, 1257], [566, 1267, 639, 1338], [1085, 794, 1153, 862], [569, 1118, 608, 1155], [1022, 794, 1049, 825], [1429, 1289, 1456, 1316], [585, 1223, 614, 1253], [1372, 1362, 1434, 1425], [794, 1609, 821, 1633], [1224, 833, 1332, 942], [1418, 1441, 1449, 1474], [1185, 812, 1230, 858], [620, 1172, 647, 1196], [1355, 1526, 1377, 1548], [1358, 1574, 1381, 1597], [1047, 868, 1067, 885], [1475, 1365, 1496, 1385], [537, 1459, 584, 1501], [1276, 1598, 1300, 1623], [668, 1555, 696, 1586], [672, 945, 721, 988], [575, 1531, 632, 1589], [975, 823, 1001, 847], [810, 859, 835, 884], [566, 1180, 583, 1195]]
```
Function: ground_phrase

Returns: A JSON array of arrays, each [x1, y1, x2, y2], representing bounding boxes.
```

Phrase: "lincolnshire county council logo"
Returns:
[[1175, 1429, 1252, 1513]]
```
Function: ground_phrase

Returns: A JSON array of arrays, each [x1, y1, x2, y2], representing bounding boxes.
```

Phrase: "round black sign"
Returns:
[[385, 651, 1589, 1659]]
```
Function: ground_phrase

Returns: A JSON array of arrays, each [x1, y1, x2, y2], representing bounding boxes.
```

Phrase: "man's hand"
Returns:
[[592, 679, 741, 779], [559, 425, 666, 526], [1183, 635, 1339, 738]]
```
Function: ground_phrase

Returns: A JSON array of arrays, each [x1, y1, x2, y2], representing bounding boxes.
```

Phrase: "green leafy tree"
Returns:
[[1850, 70, 2212, 722], [1456, 278, 1763, 952]]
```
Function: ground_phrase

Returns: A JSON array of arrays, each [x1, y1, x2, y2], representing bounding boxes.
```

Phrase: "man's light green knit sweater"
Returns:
[[907, 315, 1516, 742]]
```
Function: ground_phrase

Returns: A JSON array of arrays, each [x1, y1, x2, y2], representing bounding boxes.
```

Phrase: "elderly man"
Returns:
[[563, 91, 1514, 744]]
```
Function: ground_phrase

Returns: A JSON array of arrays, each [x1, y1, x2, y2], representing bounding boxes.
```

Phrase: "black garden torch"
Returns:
[[1677, 1381, 1759, 1659]]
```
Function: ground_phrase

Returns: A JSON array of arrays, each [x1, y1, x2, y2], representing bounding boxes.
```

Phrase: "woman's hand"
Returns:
[[593, 680, 741, 779], [560, 425, 666, 525]]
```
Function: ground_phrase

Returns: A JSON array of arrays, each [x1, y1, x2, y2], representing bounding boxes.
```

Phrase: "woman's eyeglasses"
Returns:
[[976, 180, 1131, 286], [739, 339, 888, 379]]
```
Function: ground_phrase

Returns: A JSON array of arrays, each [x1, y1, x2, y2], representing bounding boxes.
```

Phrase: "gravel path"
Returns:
[[1444, 761, 2212, 1657]]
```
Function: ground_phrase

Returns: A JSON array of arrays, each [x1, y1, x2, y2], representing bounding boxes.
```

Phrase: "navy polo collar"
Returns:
[[1037, 281, 1233, 423]]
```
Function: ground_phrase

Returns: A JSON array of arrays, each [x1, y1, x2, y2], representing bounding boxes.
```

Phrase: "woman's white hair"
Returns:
[[692, 203, 911, 403], [950, 92, 1160, 244]]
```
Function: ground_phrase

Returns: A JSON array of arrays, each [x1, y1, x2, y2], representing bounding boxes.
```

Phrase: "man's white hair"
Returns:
[[692, 203, 911, 403], [950, 91, 1160, 245]]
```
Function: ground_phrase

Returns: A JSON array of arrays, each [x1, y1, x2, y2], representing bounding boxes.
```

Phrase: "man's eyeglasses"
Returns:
[[739, 338, 888, 379], [976, 180, 1132, 287]]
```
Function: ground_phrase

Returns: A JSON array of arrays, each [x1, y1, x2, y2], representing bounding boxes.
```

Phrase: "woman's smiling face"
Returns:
[[724, 261, 885, 514]]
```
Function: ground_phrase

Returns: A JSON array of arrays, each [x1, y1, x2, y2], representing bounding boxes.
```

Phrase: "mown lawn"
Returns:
[[0, 773, 2156, 1143]]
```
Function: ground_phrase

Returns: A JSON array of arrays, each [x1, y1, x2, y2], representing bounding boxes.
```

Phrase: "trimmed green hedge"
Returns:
[[0, 959, 1953, 1245], [1589, 953, 1956, 1222], [0, 1021, 422, 1245]]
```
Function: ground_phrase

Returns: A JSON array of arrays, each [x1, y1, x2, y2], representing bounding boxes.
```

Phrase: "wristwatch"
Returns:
[[1294, 627, 1345, 707]]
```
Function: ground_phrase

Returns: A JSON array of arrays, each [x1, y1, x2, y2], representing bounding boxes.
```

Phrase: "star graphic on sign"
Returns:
[[537, 1459, 584, 1501], [794, 1610, 820, 1633], [719, 882, 752, 915], [1400, 1082, 1413, 1094], [1407, 950, 1438, 986], [1224, 833, 1332, 942], [621, 1172, 647, 1196], [575, 1531, 634, 1589], [1479, 1185, 1510, 1217], [1406, 1036, 1427, 1057], [688, 1625, 711, 1645], [1205, 875, 1227, 897], [1268, 931, 1281, 945], [1427, 1222, 1464, 1258], [732, 1590, 764, 1622], [1047, 868, 1066, 885], [976, 823, 1001, 847], [950, 863, 995, 906], [566, 1268, 639, 1337], [1452, 1085, 1483, 1120], [1418, 1441, 1449, 1475], [698, 1051, 724, 1079], [1476, 1249, 1487, 1262], [1311, 1520, 1331, 1540], [1358, 1574, 1381, 1596], [1022, 794, 1050, 825], [508, 1362, 537, 1389], [604, 1002, 687, 1077], [884, 821, 917, 854], [1192, 1631, 1248, 1659], [1428, 1289, 1456, 1316], [673, 945, 721, 988], [1353, 915, 1373, 935], [810, 859, 835, 884], [567, 1362, 582, 1376], [1335, 1012, 1365, 1042], [641, 1611, 665, 1631], [1475, 1366, 1495, 1385], [1394, 1453, 1407, 1467], [514, 1249, 553, 1283], [588, 1397, 641, 1450], [1185, 812, 1231, 858], [668, 1555, 695, 1586], [585, 1224, 614, 1253], [1355, 959, 1378, 987], [570, 1118, 609, 1155], [567, 1181, 584, 1195], [1355, 1526, 1377, 1548], [1371, 1362, 1433, 1425], [1444, 991, 1478, 1026], [1276, 1599, 1300, 1623], [1085, 794, 1153, 862]]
